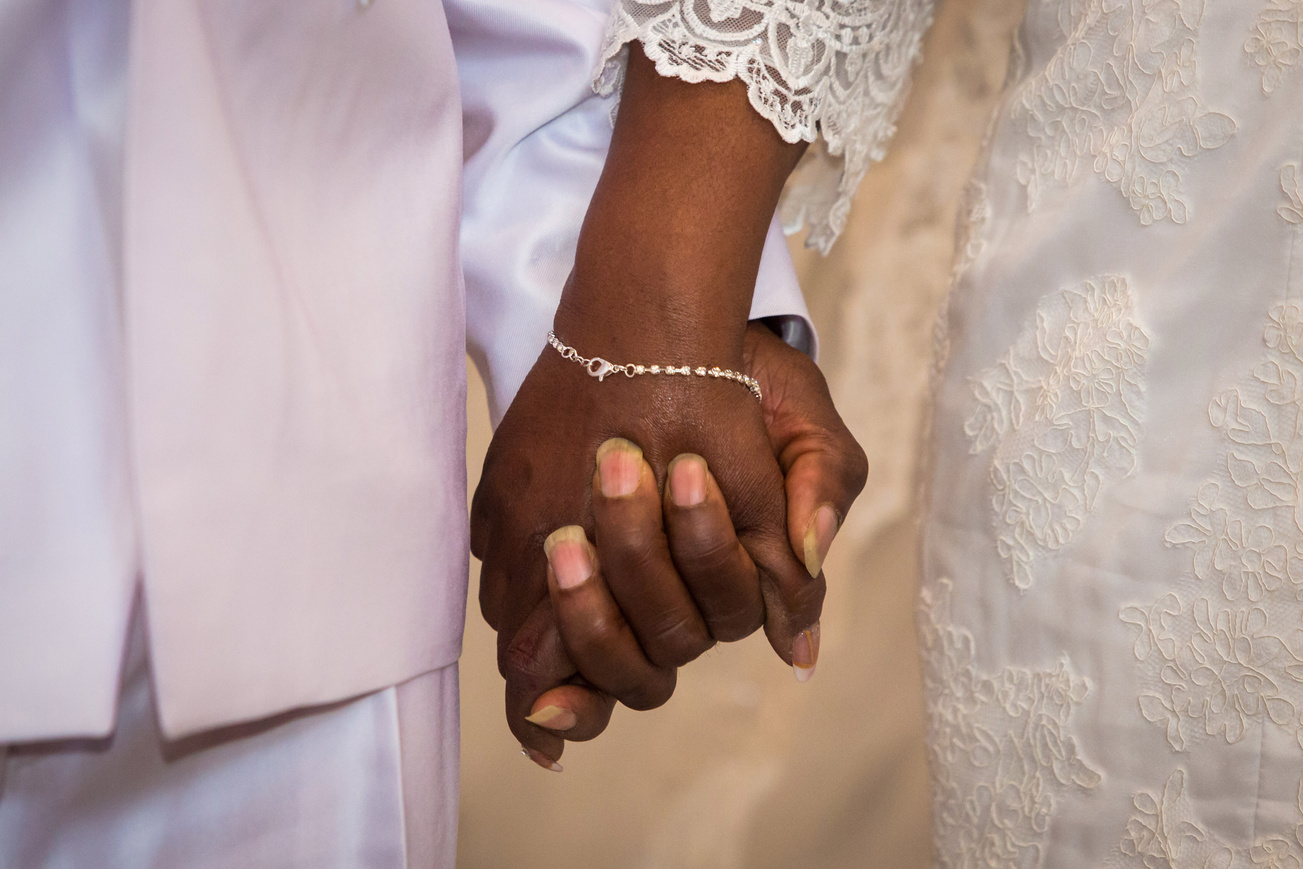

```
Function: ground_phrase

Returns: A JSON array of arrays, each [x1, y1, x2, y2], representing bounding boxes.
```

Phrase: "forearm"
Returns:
[[555, 44, 808, 363]]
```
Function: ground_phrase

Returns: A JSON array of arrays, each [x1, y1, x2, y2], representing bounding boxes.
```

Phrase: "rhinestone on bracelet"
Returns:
[[547, 331, 762, 402]]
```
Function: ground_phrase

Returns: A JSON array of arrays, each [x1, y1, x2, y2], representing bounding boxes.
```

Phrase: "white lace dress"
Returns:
[[607, 1, 1303, 866], [920, 1, 1303, 865]]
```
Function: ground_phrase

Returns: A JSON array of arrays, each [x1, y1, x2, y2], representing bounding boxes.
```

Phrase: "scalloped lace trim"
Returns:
[[594, 0, 936, 254]]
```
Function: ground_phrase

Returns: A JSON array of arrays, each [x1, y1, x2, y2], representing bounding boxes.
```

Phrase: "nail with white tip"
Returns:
[[521, 746, 563, 772], [792, 622, 821, 683]]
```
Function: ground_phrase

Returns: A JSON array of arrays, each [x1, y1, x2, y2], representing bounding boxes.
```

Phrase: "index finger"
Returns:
[[501, 598, 618, 769], [544, 525, 678, 711]]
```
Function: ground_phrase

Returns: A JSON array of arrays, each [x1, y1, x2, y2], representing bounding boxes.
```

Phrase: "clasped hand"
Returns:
[[471, 322, 867, 768]]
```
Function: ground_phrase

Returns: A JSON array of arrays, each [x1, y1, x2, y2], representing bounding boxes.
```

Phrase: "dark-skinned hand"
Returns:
[[472, 42, 866, 768], [474, 322, 867, 768]]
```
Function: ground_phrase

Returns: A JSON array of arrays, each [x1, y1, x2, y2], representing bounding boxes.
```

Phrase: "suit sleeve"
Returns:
[[448, 0, 816, 424]]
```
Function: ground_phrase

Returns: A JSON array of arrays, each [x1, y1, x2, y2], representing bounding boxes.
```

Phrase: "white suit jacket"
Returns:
[[0, 0, 810, 742]]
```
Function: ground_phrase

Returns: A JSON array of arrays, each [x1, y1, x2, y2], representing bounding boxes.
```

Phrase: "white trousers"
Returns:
[[0, 617, 459, 868]]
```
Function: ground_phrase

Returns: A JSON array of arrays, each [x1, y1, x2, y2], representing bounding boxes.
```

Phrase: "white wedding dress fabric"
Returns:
[[612, 1, 1302, 863], [918, 0, 1303, 866], [598, 0, 936, 252]]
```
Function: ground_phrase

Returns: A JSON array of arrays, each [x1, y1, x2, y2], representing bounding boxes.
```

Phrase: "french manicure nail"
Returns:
[[668, 454, 708, 507], [526, 705, 578, 731], [597, 438, 643, 498], [803, 504, 840, 578], [520, 746, 563, 772], [792, 622, 821, 683], [544, 526, 593, 589]]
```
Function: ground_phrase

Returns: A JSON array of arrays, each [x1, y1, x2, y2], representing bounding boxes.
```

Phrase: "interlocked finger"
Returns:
[[544, 525, 678, 711], [590, 439, 717, 668], [525, 681, 617, 743], [662, 453, 764, 642], [502, 599, 619, 771]]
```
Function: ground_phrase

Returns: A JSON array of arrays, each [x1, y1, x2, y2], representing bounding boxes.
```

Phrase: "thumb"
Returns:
[[783, 444, 862, 580], [744, 323, 868, 680], [746, 324, 868, 582]]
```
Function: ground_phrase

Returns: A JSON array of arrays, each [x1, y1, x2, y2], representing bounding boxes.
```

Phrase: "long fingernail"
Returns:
[[526, 705, 577, 732], [792, 622, 821, 683], [521, 746, 563, 772], [803, 504, 840, 578], [597, 438, 643, 498], [544, 526, 593, 589], [668, 454, 708, 507]]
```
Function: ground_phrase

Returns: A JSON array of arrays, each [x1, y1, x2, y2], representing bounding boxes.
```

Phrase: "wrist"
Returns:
[[552, 265, 752, 366]]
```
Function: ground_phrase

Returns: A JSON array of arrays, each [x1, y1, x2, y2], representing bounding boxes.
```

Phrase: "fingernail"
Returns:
[[520, 746, 563, 772], [544, 526, 593, 590], [792, 622, 821, 683], [526, 705, 577, 732], [596, 438, 643, 498], [803, 504, 840, 578], [668, 454, 708, 507]]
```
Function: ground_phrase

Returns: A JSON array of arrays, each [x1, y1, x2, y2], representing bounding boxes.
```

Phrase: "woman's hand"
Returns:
[[472, 317, 815, 743], [478, 323, 867, 767], [472, 40, 865, 767]]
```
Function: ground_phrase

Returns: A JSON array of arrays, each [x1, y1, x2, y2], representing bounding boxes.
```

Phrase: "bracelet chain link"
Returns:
[[547, 331, 762, 403]]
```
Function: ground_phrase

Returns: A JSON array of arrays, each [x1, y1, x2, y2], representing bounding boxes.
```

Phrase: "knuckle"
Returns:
[[500, 634, 550, 689], [495, 509, 547, 555], [568, 612, 625, 657], [477, 587, 501, 631], [602, 543, 672, 596], [785, 574, 827, 620], [606, 528, 665, 574], [797, 428, 869, 501], [620, 673, 675, 712], [843, 440, 870, 494], [705, 601, 764, 643], [677, 534, 743, 578], [643, 614, 715, 668]]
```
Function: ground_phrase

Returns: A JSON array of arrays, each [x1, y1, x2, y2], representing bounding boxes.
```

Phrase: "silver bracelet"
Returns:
[[547, 331, 762, 402]]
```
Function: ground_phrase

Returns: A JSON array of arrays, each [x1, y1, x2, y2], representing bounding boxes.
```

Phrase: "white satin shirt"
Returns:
[[0, 0, 811, 743]]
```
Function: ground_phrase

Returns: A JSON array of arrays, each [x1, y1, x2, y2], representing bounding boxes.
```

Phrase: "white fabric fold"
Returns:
[[454, 0, 816, 424], [2, 0, 819, 744]]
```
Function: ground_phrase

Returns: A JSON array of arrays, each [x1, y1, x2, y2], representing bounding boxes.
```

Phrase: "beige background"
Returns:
[[457, 0, 1026, 865]]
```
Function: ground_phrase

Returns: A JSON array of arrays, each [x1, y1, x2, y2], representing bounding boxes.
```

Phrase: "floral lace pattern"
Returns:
[[919, 577, 1102, 869], [1283, 161, 1303, 227], [964, 276, 1151, 589], [1111, 167, 1303, 866], [1112, 770, 1303, 868], [1122, 591, 1303, 752], [1011, 0, 1237, 224], [1123, 298, 1303, 753], [1247, 0, 1303, 95], [595, 0, 936, 252]]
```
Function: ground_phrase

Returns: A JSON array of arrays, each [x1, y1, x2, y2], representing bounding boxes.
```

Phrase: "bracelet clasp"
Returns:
[[586, 357, 616, 381]]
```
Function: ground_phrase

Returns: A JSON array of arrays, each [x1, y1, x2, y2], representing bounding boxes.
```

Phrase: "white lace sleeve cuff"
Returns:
[[595, 0, 936, 253]]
